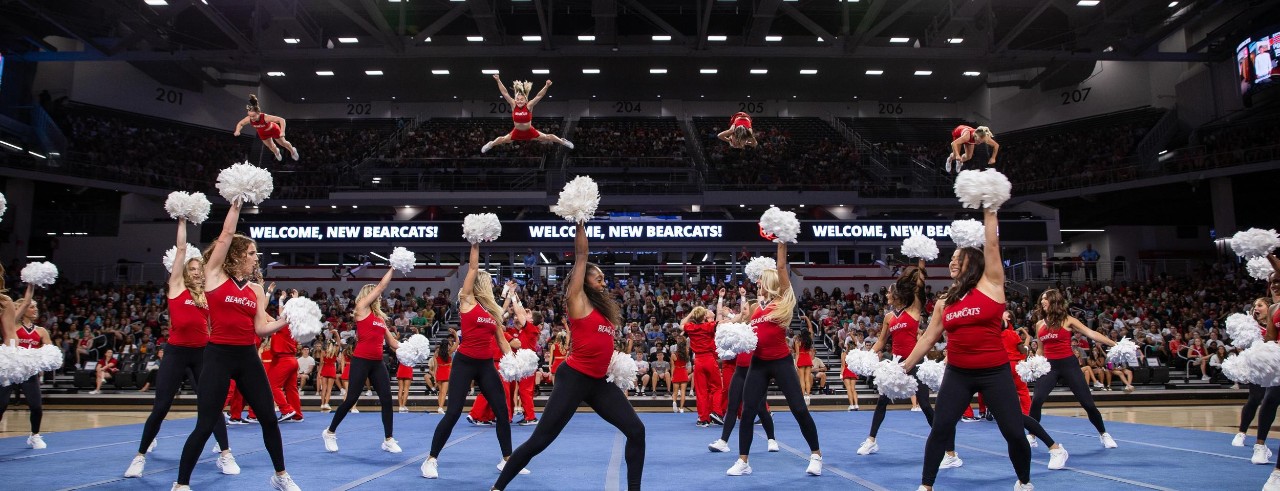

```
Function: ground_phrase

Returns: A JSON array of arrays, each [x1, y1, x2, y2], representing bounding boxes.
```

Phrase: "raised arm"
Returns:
[[1067, 316, 1115, 347], [775, 241, 791, 291], [979, 208, 1004, 300], [205, 201, 243, 284], [459, 243, 481, 310], [169, 218, 189, 290], [527, 80, 552, 109], [986, 137, 1000, 164], [566, 222, 591, 319], [356, 268, 395, 314], [14, 284, 34, 325], [493, 74, 515, 106], [902, 301, 947, 371]]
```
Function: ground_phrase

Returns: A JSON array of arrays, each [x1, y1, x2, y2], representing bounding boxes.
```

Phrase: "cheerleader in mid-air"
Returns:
[[945, 124, 998, 173], [717, 112, 758, 149], [233, 95, 299, 162], [480, 75, 573, 153]]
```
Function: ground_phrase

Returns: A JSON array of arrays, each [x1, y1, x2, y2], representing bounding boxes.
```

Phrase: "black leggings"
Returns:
[[869, 366, 934, 438], [494, 364, 645, 491], [1030, 356, 1107, 434], [329, 357, 394, 438], [924, 364, 1031, 486], [178, 344, 285, 485], [719, 365, 775, 443], [430, 353, 511, 458], [738, 355, 820, 456], [1256, 386, 1280, 442], [0, 375, 42, 434], [1242, 384, 1268, 434], [139, 345, 229, 454]]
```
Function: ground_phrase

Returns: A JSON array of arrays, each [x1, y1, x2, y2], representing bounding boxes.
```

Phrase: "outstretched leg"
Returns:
[[536, 132, 574, 149], [262, 139, 283, 160], [482, 134, 514, 153], [274, 138, 299, 160]]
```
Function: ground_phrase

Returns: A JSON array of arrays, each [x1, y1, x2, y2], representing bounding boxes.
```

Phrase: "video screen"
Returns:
[[1238, 30, 1280, 96]]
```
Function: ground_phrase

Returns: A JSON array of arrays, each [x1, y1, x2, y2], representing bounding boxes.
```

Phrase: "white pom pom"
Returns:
[[1016, 355, 1051, 382], [164, 191, 212, 224], [901, 233, 939, 261], [215, 162, 274, 205], [389, 247, 416, 274], [550, 175, 601, 223], [1235, 342, 1280, 387], [948, 219, 985, 249], [1227, 313, 1264, 350], [1230, 228, 1280, 259], [1106, 337, 1140, 367], [606, 352, 639, 390], [28, 345, 63, 372], [0, 345, 35, 386], [1222, 352, 1249, 384], [395, 334, 432, 366], [873, 357, 917, 399], [953, 168, 1013, 210], [281, 297, 323, 344], [844, 349, 881, 377], [499, 349, 541, 382], [758, 206, 801, 244], [163, 243, 204, 273], [744, 256, 776, 283], [462, 213, 503, 244], [1248, 257, 1275, 282], [20, 262, 58, 288], [714, 322, 758, 359], [914, 359, 945, 391], [0, 191, 7, 222]]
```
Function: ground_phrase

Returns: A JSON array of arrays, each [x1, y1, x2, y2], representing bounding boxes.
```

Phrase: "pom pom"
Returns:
[[901, 233, 939, 261], [1016, 355, 1051, 382], [395, 334, 432, 366], [462, 213, 503, 244], [872, 357, 917, 400], [759, 207, 801, 244], [550, 175, 600, 223], [0, 344, 38, 387], [1248, 257, 1275, 282], [1227, 342, 1280, 387], [948, 219, 985, 249], [215, 162, 274, 205], [1106, 337, 1140, 367], [914, 359, 945, 391], [1227, 312, 1264, 350], [606, 352, 639, 390], [389, 247, 416, 274], [28, 345, 63, 372], [954, 168, 1013, 210], [20, 262, 58, 288], [744, 256, 776, 283], [844, 349, 881, 377], [0, 191, 7, 222], [164, 191, 211, 224], [1221, 352, 1249, 384], [163, 243, 204, 273], [498, 349, 540, 382], [281, 297, 322, 344], [714, 322, 758, 359], [1230, 228, 1280, 259]]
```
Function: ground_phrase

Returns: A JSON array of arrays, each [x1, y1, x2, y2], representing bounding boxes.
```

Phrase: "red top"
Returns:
[[354, 314, 388, 361], [457, 306, 500, 360], [564, 309, 616, 378], [512, 104, 532, 125], [734, 350, 752, 367], [494, 327, 517, 360], [1272, 309, 1280, 337], [99, 356, 118, 372], [167, 289, 209, 348], [886, 310, 920, 358], [322, 355, 337, 371], [749, 304, 790, 361], [1038, 325, 1074, 360], [518, 322, 540, 350], [685, 321, 718, 356], [1002, 329, 1025, 362], [250, 113, 280, 138], [952, 125, 976, 144], [731, 112, 752, 129], [207, 279, 260, 346], [271, 324, 297, 356], [15, 325, 42, 349], [941, 289, 1007, 369]]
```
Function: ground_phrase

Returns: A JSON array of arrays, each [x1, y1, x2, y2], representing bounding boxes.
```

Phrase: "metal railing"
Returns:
[[1004, 259, 1206, 285], [565, 156, 695, 169]]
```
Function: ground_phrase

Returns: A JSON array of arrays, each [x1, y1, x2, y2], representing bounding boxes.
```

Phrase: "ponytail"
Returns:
[[247, 94, 260, 112]]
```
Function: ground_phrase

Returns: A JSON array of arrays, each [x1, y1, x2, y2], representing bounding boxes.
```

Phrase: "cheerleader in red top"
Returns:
[[493, 222, 645, 491], [396, 332, 415, 414], [858, 263, 936, 456], [1028, 288, 1119, 449], [900, 207, 1038, 491], [945, 124, 999, 173], [707, 298, 778, 456], [1246, 268, 1280, 471], [338, 346, 351, 397], [838, 340, 861, 410], [233, 94, 299, 162], [317, 342, 339, 412], [267, 290, 303, 424], [680, 300, 725, 426], [125, 218, 231, 478], [793, 317, 816, 403], [480, 75, 573, 153], [324, 268, 403, 454], [670, 337, 691, 413], [543, 330, 568, 385], [1237, 297, 1274, 448], [0, 281, 53, 450], [173, 200, 298, 491], [430, 341, 453, 414], [717, 112, 758, 149], [504, 297, 542, 425], [726, 240, 822, 478], [424, 242, 518, 479]]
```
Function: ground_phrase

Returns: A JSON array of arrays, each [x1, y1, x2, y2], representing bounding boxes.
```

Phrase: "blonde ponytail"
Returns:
[[513, 80, 533, 98]]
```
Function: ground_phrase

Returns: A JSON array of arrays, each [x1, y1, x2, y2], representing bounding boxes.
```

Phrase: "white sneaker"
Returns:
[[269, 472, 301, 491], [1014, 480, 1035, 491], [217, 452, 241, 475], [351, 408, 360, 413], [147, 439, 157, 453], [1027, 434, 1038, 448], [768, 439, 779, 452], [171, 484, 191, 491], [365, 390, 373, 397], [1266, 469, 1280, 491], [322, 430, 339, 452], [124, 455, 146, 477], [910, 406, 922, 412], [421, 458, 438, 479], [382, 438, 402, 453], [857, 438, 879, 455], [1202, 375, 1211, 381], [1234, 432, 1247, 447], [1092, 381, 1103, 389], [210, 443, 220, 454], [848, 405, 857, 411], [945, 154, 954, 173], [1100, 433, 1118, 449], [497, 459, 530, 475], [726, 459, 752, 476], [673, 402, 678, 413], [708, 439, 730, 453], [436, 407, 445, 414], [1048, 445, 1069, 470], [940, 453, 964, 469], [1255, 444, 1274, 464], [917, 486, 930, 491], [290, 147, 299, 161], [27, 434, 46, 449], [805, 454, 822, 476], [562, 139, 574, 150], [273, 150, 283, 161], [399, 406, 408, 414], [481, 141, 494, 154], [88, 390, 100, 395], [804, 395, 811, 406]]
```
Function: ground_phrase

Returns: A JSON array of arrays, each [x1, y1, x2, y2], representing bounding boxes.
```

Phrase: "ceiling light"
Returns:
[[914, 70, 933, 76], [283, 38, 300, 44], [707, 35, 727, 41], [947, 38, 964, 44], [750, 69, 768, 74], [304, 205, 311, 209], [338, 37, 359, 43], [1077, 0, 1099, 5], [865, 70, 884, 75], [531, 69, 550, 74], [346, 97, 351, 100], [316, 71, 334, 76], [799, 69, 817, 75], [266, 71, 286, 77], [145, 0, 168, 5], [300, 97, 305, 101], [765, 35, 782, 42], [352, 205, 358, 209], [700, 68, 718, 74], [963, 71, 981, 76], [281, 205, 288, 209], [578, 35, 596, 41], [431, 69, 449, 75], [482, 69, 500, 74], [522, 35, 542, 42], [890, 37, 910, 43], [1167, 1, 1178, 6], [365, 70, 384, 76], [817, 37, 824, 42], [652, 35, 672, 41], [0, 140, 21, 151], [467, 36, 484, 42], [582, 68, 600, 74], [423, 37, 432, 42], [27, 151, 46, 159], [650, 68, 668, 74]]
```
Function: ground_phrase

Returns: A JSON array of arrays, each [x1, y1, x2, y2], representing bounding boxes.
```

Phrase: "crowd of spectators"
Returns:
[[374, 118, 564, 166], [1172, 115, 1280, 173], [700, 122, 883, 194], [571, 120, 688, 165], [998, 120, 1152, 194]]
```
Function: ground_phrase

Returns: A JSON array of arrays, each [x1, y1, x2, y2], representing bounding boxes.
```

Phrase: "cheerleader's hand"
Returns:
[[545, 80, 553, 86], [233, 129, 240, 137], [901, 358, 917, 373], [988, 157, 997, 165], [758, 225, 777, 242]]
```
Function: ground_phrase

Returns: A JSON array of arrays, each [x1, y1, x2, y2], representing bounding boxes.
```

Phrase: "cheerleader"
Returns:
[[680, 301, 724, 426], [125, 218, 233, 477], [945, 124, 999, 173], [858, 266, 935, 456], [1250, 268, 1280, 468], [323, 268, 402, 454], [1234, 297, 1272, 447], [174, 200, 299, 491], [430, 341, 452, 414], [726, 239, 822, 477], [839, 340, 861, 410], [717, 112, 758, 149], [0, 282, 52, 450], [337, 345, 351, 398], [544, 330, 568, 386], [268, 290, 303, 424], [492, 223, 645, 491], [1028, 288, 1120, 449], [232, 95, 299, 162], [794, 317, 816, 405], [507, 296, 541, 425], [480, 75, 573, 153], [423, 242, 519, 479], [317, 342, 339, 412], [708, 298, 779, 455], [670, 337, 691, 413], [396, 335, 415, 413]]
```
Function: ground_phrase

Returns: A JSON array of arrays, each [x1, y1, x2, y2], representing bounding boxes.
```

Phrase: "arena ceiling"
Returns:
[[0, 0, 1272, 102]]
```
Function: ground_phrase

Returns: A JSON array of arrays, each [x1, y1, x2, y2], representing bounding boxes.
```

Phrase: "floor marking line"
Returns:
[[332, 427, 486, 491], [604, 432, 625, 491], [1055, 430, 1254, 462], [755, 429, 891, 491], [0, 433, 188, 463]]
